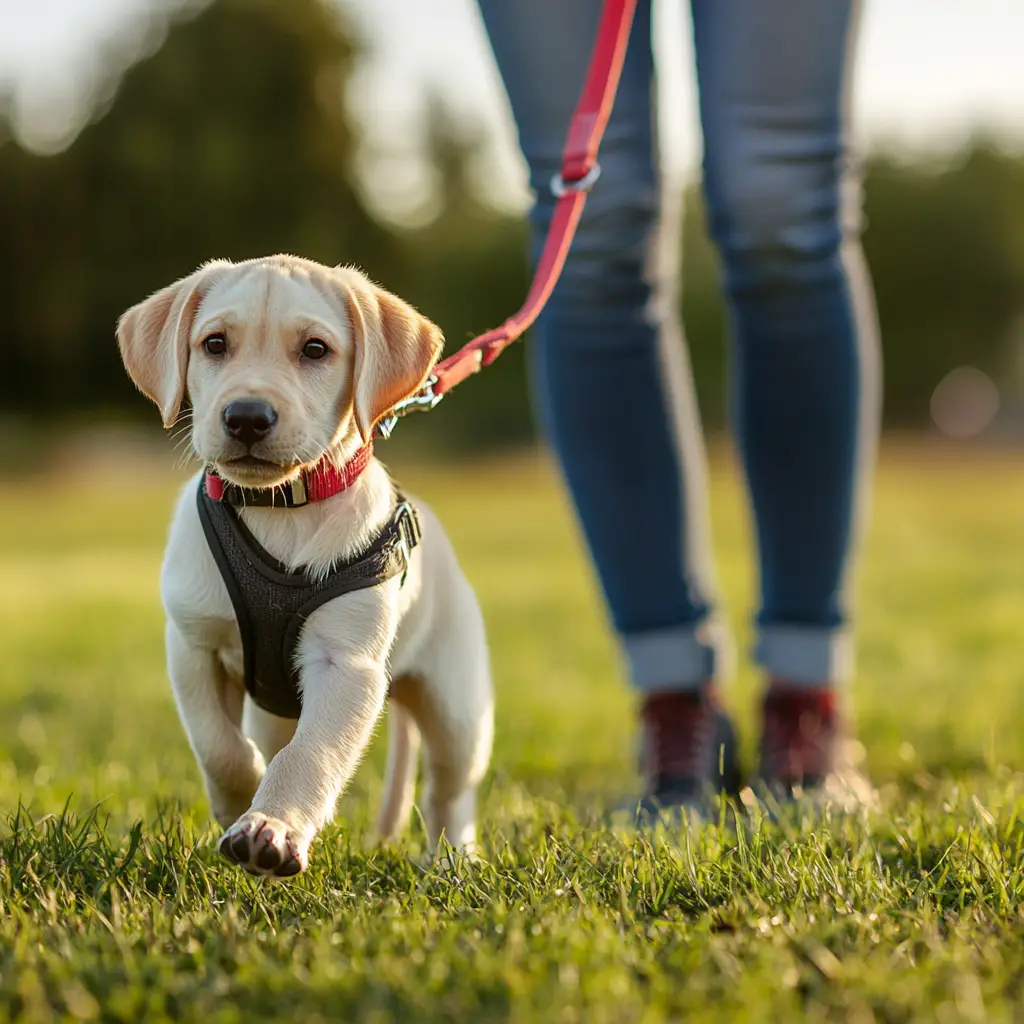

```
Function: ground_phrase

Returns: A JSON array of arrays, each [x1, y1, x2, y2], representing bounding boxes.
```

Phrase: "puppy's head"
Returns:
[[117, 256, 443, 487]]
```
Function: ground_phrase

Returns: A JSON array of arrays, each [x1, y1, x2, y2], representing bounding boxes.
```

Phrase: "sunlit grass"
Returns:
[[1, 440, 1022, 1021]]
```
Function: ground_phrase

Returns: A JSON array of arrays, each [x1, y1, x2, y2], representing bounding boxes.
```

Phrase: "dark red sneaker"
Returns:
[[756, 683, 876, 811], [758, 684, 838, 793], [637, 687, 740, 817]]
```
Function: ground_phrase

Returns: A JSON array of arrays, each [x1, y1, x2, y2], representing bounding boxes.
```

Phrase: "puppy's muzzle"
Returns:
[[222, 399, 278, 448]]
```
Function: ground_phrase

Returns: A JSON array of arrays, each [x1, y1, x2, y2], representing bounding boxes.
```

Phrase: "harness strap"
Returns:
[[196, 479, 421, 719]]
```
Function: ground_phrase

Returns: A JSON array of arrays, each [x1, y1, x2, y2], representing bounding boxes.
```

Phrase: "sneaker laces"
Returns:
[[760, 685, 837, 784], [640, 690, 717, 783]]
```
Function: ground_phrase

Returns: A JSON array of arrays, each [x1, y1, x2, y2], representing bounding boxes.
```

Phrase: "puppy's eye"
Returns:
[[203, 334, 227, 356], [302, 338, 329, 360]]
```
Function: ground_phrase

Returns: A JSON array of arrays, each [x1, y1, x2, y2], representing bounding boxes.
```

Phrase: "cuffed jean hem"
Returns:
[[623, 621, 729, 693], [755, 625, 853, 686]]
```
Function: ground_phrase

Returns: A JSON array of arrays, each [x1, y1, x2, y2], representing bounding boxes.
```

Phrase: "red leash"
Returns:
[[377, 0, 637, 437]]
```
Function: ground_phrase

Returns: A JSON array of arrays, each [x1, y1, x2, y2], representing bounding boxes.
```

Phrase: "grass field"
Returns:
[[1, 441, 1023, 1022]]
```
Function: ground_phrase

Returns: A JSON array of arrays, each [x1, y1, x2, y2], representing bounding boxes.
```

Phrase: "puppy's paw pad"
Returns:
[[218, 813, 307, 878]]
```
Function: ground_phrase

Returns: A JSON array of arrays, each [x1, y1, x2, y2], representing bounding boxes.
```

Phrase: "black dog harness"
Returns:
[[196, 478, 421, 719]]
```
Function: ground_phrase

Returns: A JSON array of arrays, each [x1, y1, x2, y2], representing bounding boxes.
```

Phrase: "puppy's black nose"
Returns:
[[222, 399, 278, 446]]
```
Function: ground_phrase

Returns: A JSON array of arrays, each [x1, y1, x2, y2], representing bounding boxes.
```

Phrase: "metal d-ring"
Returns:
[[375, 375, 444, 439], [550, 163, 602, 198]]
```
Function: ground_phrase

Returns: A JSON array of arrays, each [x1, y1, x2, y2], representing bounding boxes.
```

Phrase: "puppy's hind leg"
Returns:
[[376, 692, 421, 841], [410, 616, 493, 856], [419, 690, 492, 855]]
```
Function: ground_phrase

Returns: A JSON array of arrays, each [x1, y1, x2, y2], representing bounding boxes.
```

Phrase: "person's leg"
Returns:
[[477, 0, 736, 802], [691, 0, 881, 786]]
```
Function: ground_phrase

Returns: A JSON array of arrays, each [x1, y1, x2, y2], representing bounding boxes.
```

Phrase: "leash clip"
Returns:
[[376, 375, 443, 439], [550, 163, 602, 198]]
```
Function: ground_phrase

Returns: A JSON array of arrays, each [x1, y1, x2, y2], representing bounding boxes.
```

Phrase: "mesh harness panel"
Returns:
[[196, 478, 421, 719]]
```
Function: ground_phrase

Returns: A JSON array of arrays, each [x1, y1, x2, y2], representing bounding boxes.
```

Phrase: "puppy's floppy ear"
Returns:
[[339, 270, 444, 443], [116, 261, 230, 427]]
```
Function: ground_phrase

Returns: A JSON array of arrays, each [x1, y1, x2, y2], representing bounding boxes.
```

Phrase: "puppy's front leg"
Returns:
[[218, 590, 394, 877], [218, 660, 387, 877], [167, 623, 266, 827]]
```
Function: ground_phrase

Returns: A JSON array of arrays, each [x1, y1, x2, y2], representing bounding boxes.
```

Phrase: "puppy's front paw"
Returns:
[[218, 813, 309, 878]]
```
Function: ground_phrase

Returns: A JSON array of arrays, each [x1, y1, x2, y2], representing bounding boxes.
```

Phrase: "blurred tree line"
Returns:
[[2, 0, 1023, 450]]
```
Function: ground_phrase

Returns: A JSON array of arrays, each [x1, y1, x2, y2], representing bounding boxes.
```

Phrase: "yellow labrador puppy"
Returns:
[[117, 255, 493, 877]]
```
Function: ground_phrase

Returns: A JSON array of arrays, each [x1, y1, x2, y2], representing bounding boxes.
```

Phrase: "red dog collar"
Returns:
[[204, 443, 373, 508]]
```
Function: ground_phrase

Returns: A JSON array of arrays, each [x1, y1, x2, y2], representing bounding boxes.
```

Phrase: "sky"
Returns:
[[2, 0, 1024, 219]]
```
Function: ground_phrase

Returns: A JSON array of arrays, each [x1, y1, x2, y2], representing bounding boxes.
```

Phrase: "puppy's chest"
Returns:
[[186, 478, 420, 718]]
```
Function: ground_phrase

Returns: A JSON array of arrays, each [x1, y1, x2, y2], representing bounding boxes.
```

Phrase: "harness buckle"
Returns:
[[376, 376, 443, 439], [393, 501, 418, 586]]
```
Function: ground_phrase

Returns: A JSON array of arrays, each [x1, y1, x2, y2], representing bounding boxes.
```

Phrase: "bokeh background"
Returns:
[[2, 0, 1024, 455]]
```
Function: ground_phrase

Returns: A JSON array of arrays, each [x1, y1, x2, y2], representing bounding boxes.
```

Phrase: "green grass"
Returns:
[[1, 442, 1023, 1022]]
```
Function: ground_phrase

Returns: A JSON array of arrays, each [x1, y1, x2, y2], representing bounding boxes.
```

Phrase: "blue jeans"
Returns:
[[477, 0, 881, 692]]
